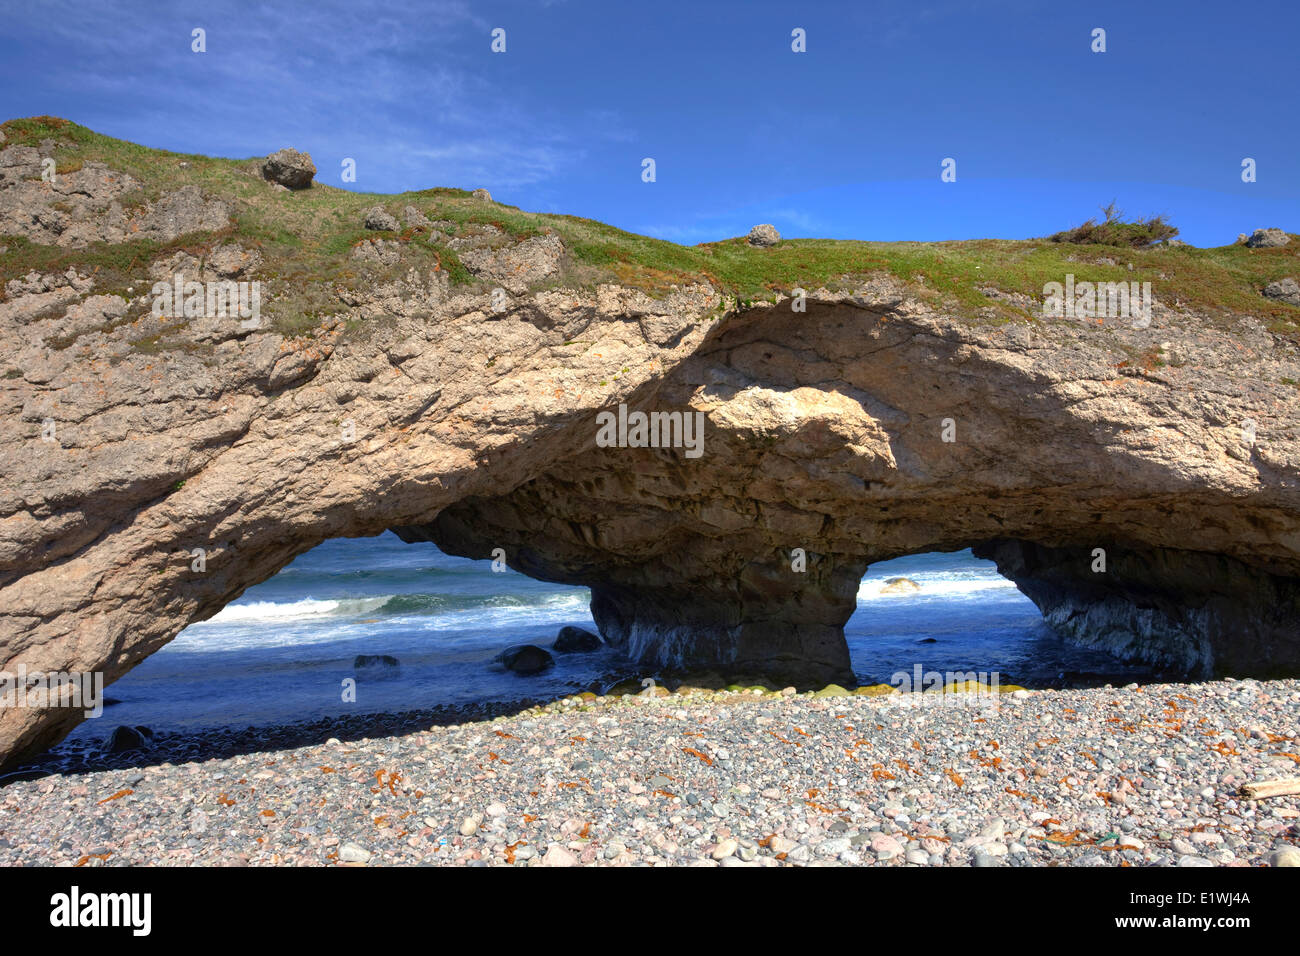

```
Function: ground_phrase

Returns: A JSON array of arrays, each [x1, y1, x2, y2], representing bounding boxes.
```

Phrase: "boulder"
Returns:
[[363, 206, 400, 231], [1262, 278, 1300, 306], [554, 625, 602, 652], [471, 188, 492, 201], [261, 148, 315, 190], [103, 725, 147, 754], [402, 205, 430, 228], [747, 223, 781, 247], [496, 644, 554, 674], [1247, 228, 1290, 248]]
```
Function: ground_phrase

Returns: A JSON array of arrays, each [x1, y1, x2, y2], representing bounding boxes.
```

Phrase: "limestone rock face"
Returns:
[[1263, 278, 1300, 306], [0, 145, 228, 246], [2, 156, 1300, 770], [459, 234, 564, 294], [1247, 228, 1290, 248]]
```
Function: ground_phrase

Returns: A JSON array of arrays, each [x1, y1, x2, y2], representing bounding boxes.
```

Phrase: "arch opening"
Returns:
[[20, 538, 1185, 776]]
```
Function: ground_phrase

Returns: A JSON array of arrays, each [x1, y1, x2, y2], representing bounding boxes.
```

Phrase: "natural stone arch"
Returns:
[[5, 277, 1300, 771], [396, 295, 1300, 686]]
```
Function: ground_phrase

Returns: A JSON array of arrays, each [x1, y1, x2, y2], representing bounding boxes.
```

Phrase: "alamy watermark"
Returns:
[[150, 273, 262, 329], [889, 664, 1001, 712], [0, 664, 103, 718], [1042, 274, 1151, 327], [595, 403, 705, 458]]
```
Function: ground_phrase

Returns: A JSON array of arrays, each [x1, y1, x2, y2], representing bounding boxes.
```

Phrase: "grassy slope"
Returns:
[[2, 117, 1298, 345]]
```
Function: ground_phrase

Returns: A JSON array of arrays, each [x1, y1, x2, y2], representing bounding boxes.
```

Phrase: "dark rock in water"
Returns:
[[497, 644, 554, 674], [353, 655, 401, 679], [102, 697, 122, 707], [104, 725, 146, 753], [918, 637, 938, 644], [134, 726, 153, 738], [554, 626, 602, 653]]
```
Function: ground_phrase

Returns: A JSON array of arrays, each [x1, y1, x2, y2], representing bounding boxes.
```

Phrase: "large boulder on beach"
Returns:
[[261, 148, 316, 190], [497, 644, 554, 674], [103, 725, 147, 754], [554, 626, 602, 653]]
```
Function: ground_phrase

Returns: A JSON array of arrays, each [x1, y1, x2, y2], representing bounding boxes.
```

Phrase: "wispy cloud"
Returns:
[[0, 0, 591, 193]]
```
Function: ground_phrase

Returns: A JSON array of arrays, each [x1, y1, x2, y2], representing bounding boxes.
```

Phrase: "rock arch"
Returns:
[[4, 271, 1300, 770]]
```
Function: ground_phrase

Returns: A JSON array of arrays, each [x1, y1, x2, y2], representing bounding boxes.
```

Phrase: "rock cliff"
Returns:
[[2, 118, 1299, 769]]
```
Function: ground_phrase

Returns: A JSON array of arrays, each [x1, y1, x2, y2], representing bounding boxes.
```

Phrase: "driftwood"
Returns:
[[1239, 778, 1300, 800]]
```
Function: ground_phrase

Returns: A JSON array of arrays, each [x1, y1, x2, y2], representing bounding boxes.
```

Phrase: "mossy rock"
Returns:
[[813, 684, 853, 698], [853, 684, 897, 696]]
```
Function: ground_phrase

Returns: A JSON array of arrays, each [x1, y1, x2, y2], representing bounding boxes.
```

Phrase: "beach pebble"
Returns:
[[541, 845, 579, 867], [711, 839, 738, 860], [1269, 846, 1300, 867], [339, 843, 371, 864], [0, 675, 1295, 869]]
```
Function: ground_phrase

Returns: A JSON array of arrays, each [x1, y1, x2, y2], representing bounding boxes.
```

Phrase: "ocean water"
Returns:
[[64, 533, 1147, 742]]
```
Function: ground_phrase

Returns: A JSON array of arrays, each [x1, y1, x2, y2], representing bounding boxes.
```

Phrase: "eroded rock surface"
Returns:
[[0, 145, 229, 246]]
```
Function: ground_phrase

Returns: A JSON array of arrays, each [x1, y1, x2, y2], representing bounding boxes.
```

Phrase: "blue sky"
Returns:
[[1, 0, 1296, 246]]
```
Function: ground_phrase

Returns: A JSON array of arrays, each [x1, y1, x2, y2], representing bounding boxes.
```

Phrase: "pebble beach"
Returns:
[[2, 677, 1298, 868]]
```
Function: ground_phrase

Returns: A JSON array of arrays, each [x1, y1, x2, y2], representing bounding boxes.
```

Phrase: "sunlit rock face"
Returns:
[[4, 157, 1300, 769]]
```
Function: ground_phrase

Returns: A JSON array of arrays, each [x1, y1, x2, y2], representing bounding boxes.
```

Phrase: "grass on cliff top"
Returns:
[[2, 116, 1298, 342]]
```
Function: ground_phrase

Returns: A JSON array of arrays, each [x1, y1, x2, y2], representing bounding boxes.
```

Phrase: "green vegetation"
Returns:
[[1049, 201, 1179, 248], [2, 117, 1297, 345]]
